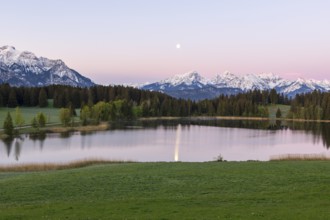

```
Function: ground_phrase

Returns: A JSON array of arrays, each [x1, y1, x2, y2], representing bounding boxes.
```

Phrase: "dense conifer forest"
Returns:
[[2, 83, 328, 121]]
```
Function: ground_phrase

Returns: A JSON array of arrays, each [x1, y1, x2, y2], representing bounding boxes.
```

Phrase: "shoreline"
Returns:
[[138, 116, 330, 123], [44, 122, 110, 133], [1, 157, 329, 172], [0, 159, 134, 172], [1, 116, 330, 140]]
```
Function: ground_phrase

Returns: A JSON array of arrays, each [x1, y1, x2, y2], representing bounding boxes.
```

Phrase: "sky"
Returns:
[[1, 0, 330, 84]]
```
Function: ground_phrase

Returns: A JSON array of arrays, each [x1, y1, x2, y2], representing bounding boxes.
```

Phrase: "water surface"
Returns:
[[1, 119, 329, 164]]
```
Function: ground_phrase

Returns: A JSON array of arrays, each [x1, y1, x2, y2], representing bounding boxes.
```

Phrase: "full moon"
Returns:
[[176, 43, 181, 49]]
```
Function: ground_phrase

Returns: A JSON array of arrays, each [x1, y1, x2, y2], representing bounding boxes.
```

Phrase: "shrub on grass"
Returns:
[[37, 112, 46, 127], [59, 108, 72, 126], [3, 112, 14, 136]]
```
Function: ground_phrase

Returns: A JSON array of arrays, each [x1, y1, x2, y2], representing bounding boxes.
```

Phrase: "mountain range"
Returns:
[[1, 45, 329, 100], [0, 46, 94, 87], [140, 71, 330, 100]]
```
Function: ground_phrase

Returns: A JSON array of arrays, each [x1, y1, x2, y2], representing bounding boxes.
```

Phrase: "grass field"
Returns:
[[0, 161, 329, 219], [0, 107, 61, 127], [268, 104, 291, 119]]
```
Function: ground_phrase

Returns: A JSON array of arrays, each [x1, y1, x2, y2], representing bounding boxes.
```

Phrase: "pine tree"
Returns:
[[38, 88, 48, 107], [80, 105, 91, 125], [0, 93, 3, 107], [8, 89, 18, 108], [109, 102, 117, 121], [3, 112, 14, 136], [31, 117, 38, 129], [207, 101, 215, 116], [276, 108, 282, 118], [270, 89, 278, 104], [30, 88, 39, 106], [14, 107, 25, 128], [23, 89, 31, 106], [59, 108, 72, 126], [36, 112, 46, 127]]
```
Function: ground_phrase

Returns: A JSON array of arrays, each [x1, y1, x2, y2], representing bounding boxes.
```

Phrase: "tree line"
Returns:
[[0, 84, 292, 118], [287, 90, 330, 120]]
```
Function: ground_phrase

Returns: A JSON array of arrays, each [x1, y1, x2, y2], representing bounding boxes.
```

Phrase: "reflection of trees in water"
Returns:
[[1, 137, 23, 160], [136, 119, 272, 130], [156, 119, 330, 149], [60, 132, 72, 138], [137, 119, 330, 149], [29, 132, 46, 151], [319, 124, 330, 149], [1, 119, 329, 163], [276, 120, 282, 128], [2, 138, 14, 157], [29, 132, 46, 140], [14, 139, 22, 161], [287, 122, 330, 149]]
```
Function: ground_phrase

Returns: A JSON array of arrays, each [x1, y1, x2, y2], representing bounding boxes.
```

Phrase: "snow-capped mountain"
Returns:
[[141, 71, 235, 100], [141, 71, 330, 100], [159, 71, 209, 86], [0, 45, 94, 87]]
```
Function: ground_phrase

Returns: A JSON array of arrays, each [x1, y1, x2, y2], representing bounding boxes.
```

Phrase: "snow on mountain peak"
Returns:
[[138, 70, 330, 99], [0, 45, 16, 51], [0, 45, 94, 87], [0, 46, 67, 76], [0, 46, 39, 67], [211, 71, 272, 90], [161, 71, 208, 86], [211, 71, 240, 87], [222, 70, 233, 76], [257, 72, 281, 81], [296, 77, 307, 84], [0, 45, 21, 64]]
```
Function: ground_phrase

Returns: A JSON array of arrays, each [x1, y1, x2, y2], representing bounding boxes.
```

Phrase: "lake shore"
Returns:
[[139, 115, 330, 123], [44, 122, 110, 133], [2, 115, 330, 140], [1, 154, 330, 172]]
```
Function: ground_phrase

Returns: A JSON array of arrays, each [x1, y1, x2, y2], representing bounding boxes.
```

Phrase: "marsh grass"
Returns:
[[45, 122, 109, 133], [270, 153, 330, 161], [0, 159, 134, 172]]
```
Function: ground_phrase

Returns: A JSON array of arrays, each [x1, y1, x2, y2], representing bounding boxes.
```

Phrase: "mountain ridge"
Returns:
[[0, 45, 94, 87], [140, 71, 330, 100]]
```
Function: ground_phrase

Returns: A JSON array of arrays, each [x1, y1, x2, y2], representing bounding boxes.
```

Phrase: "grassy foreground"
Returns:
[[0, 162, 330, 219]]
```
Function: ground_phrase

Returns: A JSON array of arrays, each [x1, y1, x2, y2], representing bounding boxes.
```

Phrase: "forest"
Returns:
[[2, 83, 330, 122], [288, 90, 330, 120]]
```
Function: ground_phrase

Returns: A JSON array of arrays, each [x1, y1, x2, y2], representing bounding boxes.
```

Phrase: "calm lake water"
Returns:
[[1, 119, 330, 164]]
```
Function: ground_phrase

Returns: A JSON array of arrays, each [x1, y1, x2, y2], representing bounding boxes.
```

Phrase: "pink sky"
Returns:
[[1, 0, 330, 84]]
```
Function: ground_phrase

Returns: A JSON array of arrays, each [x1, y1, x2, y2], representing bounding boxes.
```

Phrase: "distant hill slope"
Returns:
[[0, 46, 94, 87]]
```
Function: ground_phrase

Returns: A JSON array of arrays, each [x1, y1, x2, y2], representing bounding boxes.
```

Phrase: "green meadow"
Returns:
[[268, 104, 291, 119], [0, 161, 329, 219], [0, 107, 61, 127]]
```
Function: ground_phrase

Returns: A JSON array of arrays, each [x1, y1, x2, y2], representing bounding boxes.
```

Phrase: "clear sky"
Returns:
[[1, 0, 330, 84]]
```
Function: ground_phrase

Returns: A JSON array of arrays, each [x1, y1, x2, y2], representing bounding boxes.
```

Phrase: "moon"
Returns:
[[176, 43, 181, 49]]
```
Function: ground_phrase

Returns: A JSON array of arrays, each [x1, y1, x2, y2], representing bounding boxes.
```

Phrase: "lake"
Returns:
[[1, 119, 330, 164]]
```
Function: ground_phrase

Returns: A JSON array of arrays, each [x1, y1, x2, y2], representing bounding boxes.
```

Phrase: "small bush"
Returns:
[[214, 154, 224, 162]]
